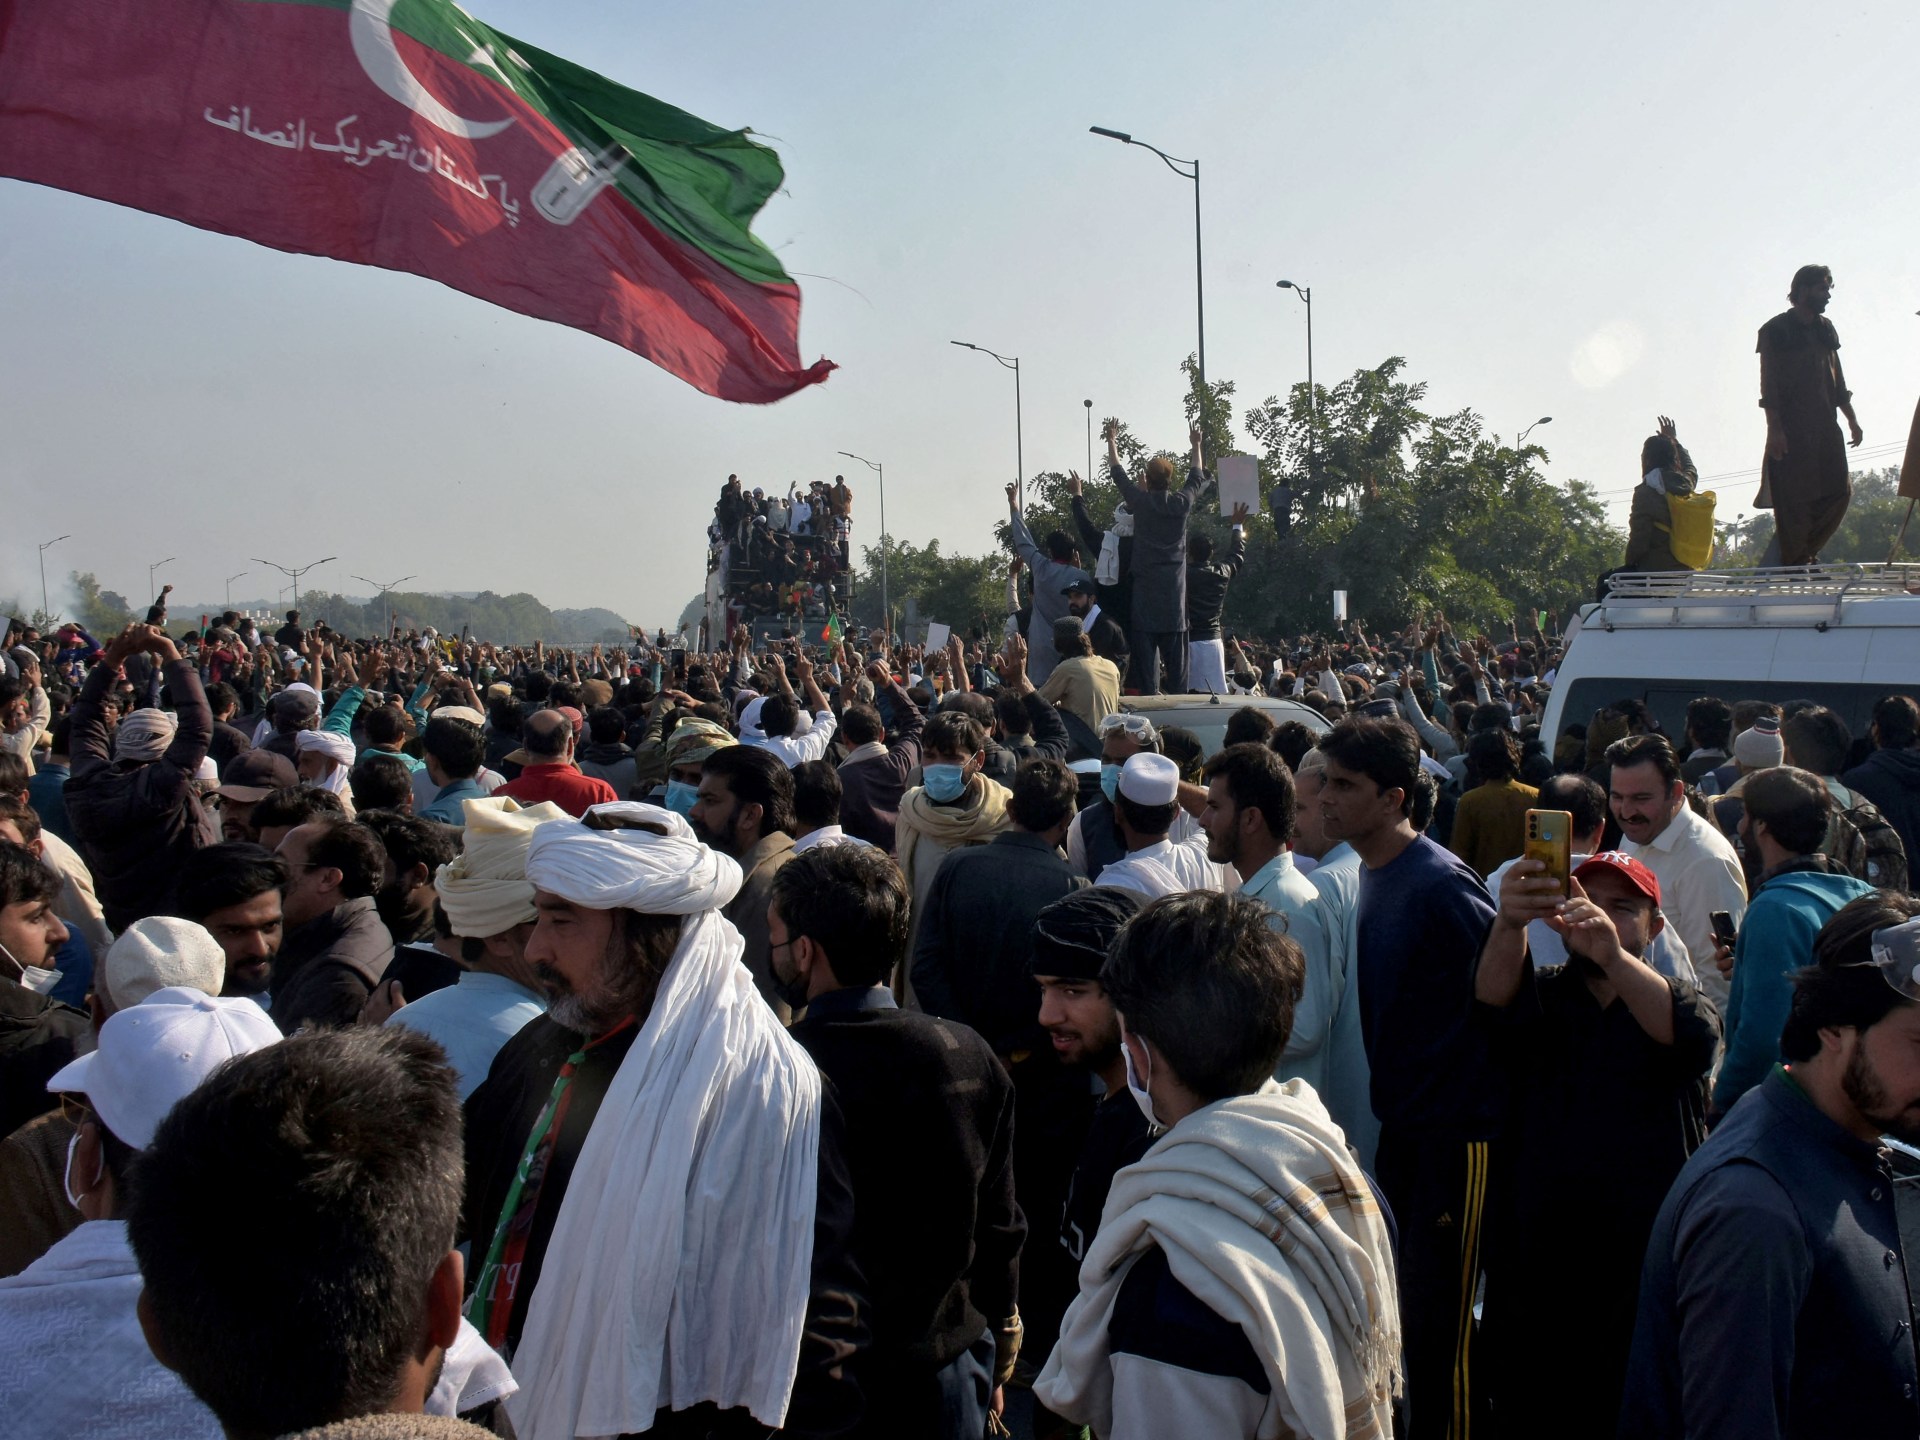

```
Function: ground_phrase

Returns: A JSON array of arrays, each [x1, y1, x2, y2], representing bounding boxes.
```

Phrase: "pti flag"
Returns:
[[0, 0, 833, 403]]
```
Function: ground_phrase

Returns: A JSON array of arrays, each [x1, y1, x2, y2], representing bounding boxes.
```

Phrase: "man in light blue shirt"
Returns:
[[1197, 744, 1344, 1098], [384, 795, 562, 1097], [1289, 748, 1376, 1171]]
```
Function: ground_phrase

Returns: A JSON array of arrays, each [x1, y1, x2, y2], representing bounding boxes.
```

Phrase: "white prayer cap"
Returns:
[[102, 917, 228, 1011], [433, 705, 487, 727], [113, 708, 178, 763], [435, 797, 571, 938], [194, 756, 220, 784], [1118, 752, 1180, 806], [526, 802, 742, 916], [295, 730, 357, 769], [47, 987, 281, 1149]]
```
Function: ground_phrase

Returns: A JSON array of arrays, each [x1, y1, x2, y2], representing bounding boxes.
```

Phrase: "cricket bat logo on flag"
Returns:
[[0, 0, 834, 402]]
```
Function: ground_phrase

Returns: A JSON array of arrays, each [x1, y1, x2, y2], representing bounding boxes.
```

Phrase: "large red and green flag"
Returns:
[[0, 0, 832, 402]]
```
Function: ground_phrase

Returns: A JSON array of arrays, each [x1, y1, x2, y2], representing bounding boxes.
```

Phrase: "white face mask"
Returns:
[[1121, 1030, 1158, 1127], [1, 938, 60, 996], [64, 1130, 103, 1211]]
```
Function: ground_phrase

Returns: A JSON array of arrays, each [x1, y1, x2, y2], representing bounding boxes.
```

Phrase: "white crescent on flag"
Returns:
[[348, 0, 514, 140]]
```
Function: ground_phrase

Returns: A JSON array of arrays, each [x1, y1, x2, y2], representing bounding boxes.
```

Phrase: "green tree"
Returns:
[[851, 537, 1007, 640], [1715, 467, 1914, 566]]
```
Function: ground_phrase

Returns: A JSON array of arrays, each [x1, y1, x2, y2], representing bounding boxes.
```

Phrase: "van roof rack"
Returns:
[[1589, 564, 1920, 630]]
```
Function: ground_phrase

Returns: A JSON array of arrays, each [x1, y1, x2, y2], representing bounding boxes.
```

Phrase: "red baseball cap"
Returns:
[[1573, 851, 1661, 907]]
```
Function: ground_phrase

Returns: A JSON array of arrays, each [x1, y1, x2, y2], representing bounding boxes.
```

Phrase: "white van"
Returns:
[[1540, 565, 1920, 748]]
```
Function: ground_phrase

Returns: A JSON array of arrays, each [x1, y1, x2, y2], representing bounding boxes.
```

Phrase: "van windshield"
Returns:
[[1553, 677, 1894, 753]]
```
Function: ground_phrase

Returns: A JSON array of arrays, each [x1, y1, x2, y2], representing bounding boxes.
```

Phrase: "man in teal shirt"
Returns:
[[1713, 766, 1875, 1114]]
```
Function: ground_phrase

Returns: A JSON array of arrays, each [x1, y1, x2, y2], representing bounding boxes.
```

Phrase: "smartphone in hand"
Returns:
[[1524, 809, 1573, 897]]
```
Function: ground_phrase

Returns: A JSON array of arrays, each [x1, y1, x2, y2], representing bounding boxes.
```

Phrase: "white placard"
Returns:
[[1216, 453, 1262, 516], [925, 621, 951, 652], [1333, 590, 1348, 623]]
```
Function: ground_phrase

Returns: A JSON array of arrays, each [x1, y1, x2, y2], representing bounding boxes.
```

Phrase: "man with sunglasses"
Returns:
[[1623, 893, 1920, 1438]]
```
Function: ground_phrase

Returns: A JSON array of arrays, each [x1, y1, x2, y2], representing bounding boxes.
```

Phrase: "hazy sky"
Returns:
[[5, 0, 1918, 627]]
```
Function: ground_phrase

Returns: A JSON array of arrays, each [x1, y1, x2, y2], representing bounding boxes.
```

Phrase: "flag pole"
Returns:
[[1892, 497, 1918, 563]]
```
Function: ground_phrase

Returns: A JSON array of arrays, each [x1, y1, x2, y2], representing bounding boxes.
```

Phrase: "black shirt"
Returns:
[[1478, 960, 1720, 1437], [1060, 1087, 1155, 1264], [789, 988, 1023, 1379]]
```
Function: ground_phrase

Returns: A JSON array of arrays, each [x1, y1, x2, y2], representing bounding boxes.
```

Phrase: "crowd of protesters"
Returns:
[[2, 568, 1919, 1440], [3, 319, 1920, 1440]]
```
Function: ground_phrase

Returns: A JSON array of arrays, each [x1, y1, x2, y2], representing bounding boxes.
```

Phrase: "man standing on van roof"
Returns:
[[1757, 263, 1865, 566]]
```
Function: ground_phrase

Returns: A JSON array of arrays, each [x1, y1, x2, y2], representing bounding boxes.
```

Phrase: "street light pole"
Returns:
[[1090, 126, 1205, 397], [950, 341, 1024, 501], [253, 555, 337, 615], [352, 574, 417, 637], [1084, 399, 1095, 479], [148, 557, 176, 604], [1277, 280, 1315, 473], [837, 453, 887, 637], [1518, 416, 1553, 445], [225, 571, 249, 610], [37, 535, 70, 620]]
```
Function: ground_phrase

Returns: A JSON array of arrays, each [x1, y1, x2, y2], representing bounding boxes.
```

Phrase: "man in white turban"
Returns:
[[293, 729, 359, 814], [462, 802, 867, 1440], [379, 798, 557, 1099]]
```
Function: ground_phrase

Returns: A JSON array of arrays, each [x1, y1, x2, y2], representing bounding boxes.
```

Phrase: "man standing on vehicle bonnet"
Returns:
[[1756, 263, 1865, 566]]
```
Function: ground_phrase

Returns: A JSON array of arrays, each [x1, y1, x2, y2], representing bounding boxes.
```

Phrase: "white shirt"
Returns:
[[743, 709, 839, 768], [1619, 804, 1747, 1011], [1098, 836, 1231, 899], [1487, 853, 1699, 985], [1069, 805, 1205, 879], [793, 825, 875, 853]]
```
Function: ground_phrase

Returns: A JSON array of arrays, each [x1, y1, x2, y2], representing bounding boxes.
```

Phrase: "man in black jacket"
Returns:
[[1185, 504, 1249, 695], [269, 816, 395, 1031], [64, 623, 216, 932], [776, 844, 1024, 1439], [0, 842, 87, 1136], [1105, 422, 1211, 695]]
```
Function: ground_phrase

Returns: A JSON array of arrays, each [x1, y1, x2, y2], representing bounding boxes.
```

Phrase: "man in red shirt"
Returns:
[[496, 710, 617, 818]]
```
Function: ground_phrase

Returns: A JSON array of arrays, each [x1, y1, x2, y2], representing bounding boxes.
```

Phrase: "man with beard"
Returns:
[[172, 842, 287, 1000], [373, 798, 555, 1100], [1475, 852, 1720, 1439], [1198, 744, 1335, 1090], [1756, 263, 1866, 565], [1624, 893, 1920, 1437], [1031, 887, 1150, 1269], [208, 750, 298, 845], [691, 744, 796, 1017], [462, 802, 866, 1439]]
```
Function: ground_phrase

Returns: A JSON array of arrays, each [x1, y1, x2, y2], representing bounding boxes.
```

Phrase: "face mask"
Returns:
[[665, 780, 700, 817], [1121, 1031, 1158, 1127], [1, 939, 59, 996], [1100, 764, 1121, 805], [64, 1131, 103, 1210], [923, 763, 969, 804]]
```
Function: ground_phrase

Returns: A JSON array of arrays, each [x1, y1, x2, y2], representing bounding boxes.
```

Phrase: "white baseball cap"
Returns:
[[101, 916, 228, 1011], [47, 987, 282, 1149]]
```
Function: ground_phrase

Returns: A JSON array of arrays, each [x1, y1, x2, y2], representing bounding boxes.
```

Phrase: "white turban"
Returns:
[[114, 708, 178, 763], [525, 802, 742, 915], [294, 729, 357, 798], [738, 697, 768, 740], [434, 797, 571, 938]]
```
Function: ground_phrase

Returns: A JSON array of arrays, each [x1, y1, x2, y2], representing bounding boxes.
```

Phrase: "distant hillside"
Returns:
[[173, 589, 635, 645]]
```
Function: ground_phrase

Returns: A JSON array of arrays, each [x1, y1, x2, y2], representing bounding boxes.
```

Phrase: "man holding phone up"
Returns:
[[1473, 852, 1720, 1440]]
